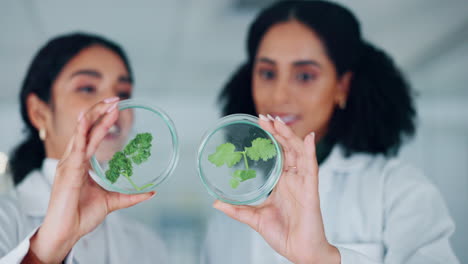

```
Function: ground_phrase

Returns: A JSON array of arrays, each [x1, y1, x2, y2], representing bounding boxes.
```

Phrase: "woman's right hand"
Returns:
[[27, 97, 155, 264], [213, 116, 340, 264]]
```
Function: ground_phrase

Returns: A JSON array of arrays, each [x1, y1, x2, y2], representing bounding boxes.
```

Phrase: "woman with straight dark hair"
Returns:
[[0, 33, 167, 263], [203, 1, 459, 263]]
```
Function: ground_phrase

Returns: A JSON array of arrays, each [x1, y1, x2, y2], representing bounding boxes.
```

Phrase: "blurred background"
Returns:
[[0, 0, 467, 263]]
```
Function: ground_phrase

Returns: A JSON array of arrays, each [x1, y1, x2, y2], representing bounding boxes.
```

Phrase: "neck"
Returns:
[[43, 140, 62, 160]]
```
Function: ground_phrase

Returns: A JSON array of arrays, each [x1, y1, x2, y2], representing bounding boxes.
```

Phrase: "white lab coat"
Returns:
[[201, 146, 459, 264], [0, 159, 168, 264]]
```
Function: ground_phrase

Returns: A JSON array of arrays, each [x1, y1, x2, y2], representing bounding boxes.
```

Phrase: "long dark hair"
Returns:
[[219, 0, 416, 157], [10, 32, 133, 185]]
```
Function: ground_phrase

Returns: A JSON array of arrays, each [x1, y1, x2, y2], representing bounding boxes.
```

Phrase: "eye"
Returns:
[[296, 72, 315, 82], [77, 85, 96, 94], [258, 69, 276, 80]]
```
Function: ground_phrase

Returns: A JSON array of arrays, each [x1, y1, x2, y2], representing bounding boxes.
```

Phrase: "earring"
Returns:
[[39, 128, 46, 141], [339, 100, 347, 110]]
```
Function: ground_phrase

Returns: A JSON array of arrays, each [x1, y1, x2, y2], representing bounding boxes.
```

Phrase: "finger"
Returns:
[[273, 117, 305, 155], [258, 115, 297, 170], [213, 200, 260, 232], [275, 135, 298, 170], [65, 113, 90, 170], [258, 114, 276, 135], [85, 107, 119, 159], [53, 116, 92, 189], [301, 132, 319, 184], [61, 134, 76, 160], [258, 115, 289, 152], [106, 191, 156, 213], [60, 110, 84, 161], [58, 98, 119, 177], [259, 115, 287, 150], [56, 134, 76, 175], [259, 116, 292, 152], [81, 97, 120, 131]]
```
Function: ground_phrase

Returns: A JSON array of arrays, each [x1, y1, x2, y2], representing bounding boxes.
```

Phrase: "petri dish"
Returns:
[[197, 114, 283, 205], [90, 99, 179, 194]]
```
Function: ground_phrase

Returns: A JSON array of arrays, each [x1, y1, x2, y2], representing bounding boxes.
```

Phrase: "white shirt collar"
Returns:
[[321, 145, 374, 173], [41, 158, 59, 186], [318, 145, 376, 194]]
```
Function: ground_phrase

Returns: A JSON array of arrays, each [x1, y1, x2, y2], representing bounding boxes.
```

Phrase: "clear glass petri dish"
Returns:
[[90, 99, 179, 194], [197, 114, 283, 205]]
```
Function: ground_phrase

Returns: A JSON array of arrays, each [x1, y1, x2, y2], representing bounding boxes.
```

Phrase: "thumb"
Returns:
[[213, 200, 260, 231], [107, 191, 156, 213]]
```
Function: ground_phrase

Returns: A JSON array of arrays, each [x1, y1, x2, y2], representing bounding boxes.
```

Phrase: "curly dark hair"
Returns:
[[219, 0, 416, 157]]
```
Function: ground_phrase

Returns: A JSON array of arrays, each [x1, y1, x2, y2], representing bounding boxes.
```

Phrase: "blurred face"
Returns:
[[252, 20, 351, 140], [31, 45, 134, 161]]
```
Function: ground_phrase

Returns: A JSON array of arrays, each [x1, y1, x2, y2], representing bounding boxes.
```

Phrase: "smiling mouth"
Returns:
[[271, 113, 301, 125]]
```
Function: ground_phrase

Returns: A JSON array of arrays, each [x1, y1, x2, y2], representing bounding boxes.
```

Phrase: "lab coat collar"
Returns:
[[41, 158, 59, 186], [321, 145, 374, 174], [318, 145, 374, 195], [16, 158, 59, 217]]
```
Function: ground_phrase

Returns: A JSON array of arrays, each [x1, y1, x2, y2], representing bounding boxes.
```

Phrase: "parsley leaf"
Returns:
[[230, 177, 240, 189], [230, 170, 256, 189], [208, 143, 242, 168], [245, 138, 277, 161], [105, 132, 154, 191], [233, 169, 257, 181], [208, 137, 277, 189], [123, 132, 153, 165], [106, 151, 132, 183]]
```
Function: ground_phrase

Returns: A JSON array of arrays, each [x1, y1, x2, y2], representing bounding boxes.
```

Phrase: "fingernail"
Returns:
[[310, 132, 315, 140], [275, 116, 285, 124], [213, 200, 222, 209], [103, 96, 119, 104], [259, 114, 269, 121], [77, 111, 84, 121], [267, 114, 275, 121], [144, 191, 157, 201], [106, 102, 118, 113]]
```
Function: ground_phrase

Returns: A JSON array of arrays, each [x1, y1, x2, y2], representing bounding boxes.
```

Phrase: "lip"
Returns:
[[270, 113, 301, 126]]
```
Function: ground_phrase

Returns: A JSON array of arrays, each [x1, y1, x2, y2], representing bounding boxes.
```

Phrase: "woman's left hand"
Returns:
[[213, 115, 340, 264]]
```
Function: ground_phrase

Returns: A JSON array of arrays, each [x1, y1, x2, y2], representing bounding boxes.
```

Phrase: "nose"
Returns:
[[271, 78, 291, 105]]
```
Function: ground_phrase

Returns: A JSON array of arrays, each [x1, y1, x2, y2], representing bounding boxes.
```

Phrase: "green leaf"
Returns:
[[105, 133, 153, 190], [233, 169, 257, 182], [245, 137, 277, 162], [230, 177, 240, 189], [105, 151, 132, 183], [230, 170, 256, 189], [208, 142, 242, 168], [123, 132, 153, 165]]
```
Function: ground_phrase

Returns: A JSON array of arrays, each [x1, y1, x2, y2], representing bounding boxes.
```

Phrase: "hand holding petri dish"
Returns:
[[197, 114, 283, 205], [90, 99, 179, 194]]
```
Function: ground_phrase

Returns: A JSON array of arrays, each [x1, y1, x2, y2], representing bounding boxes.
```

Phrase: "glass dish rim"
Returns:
[[197, 113, 283, 205], [90, 98, 180, 194]]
